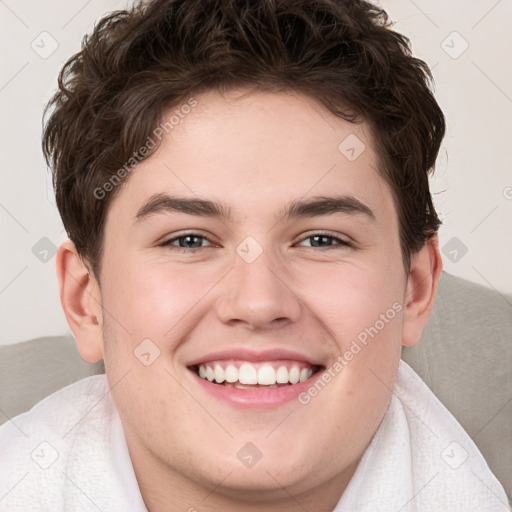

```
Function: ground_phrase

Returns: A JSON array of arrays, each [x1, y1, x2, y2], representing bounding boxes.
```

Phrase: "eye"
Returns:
[[160, 232, 214, 252], [297, 233, 352, 249], [159, 231, 351, 253]]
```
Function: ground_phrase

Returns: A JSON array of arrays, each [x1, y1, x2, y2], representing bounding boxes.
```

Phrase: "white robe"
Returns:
[[0, 361, 509, 511]]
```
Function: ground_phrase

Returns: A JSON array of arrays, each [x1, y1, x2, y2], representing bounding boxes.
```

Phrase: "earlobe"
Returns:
[[401, 235, 443, 347], [56, 240, 104, 363]]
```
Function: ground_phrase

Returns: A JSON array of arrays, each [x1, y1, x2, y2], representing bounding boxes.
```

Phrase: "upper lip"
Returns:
[[186, 347, 324, 368]]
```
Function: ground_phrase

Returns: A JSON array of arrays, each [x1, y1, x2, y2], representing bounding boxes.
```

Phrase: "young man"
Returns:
[[0, 0, 508, 510]]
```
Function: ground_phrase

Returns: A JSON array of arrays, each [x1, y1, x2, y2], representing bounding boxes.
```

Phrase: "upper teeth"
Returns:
[[197, 362, 314, 385]]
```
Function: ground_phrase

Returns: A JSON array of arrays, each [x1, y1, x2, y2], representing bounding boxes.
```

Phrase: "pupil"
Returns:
[[182, 235, 201, 248], [312, 235, 330, 247]]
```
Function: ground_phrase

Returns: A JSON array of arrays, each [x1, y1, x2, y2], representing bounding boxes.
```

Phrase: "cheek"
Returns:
[[292, 258, 405, 349], [100, 255, 219, 342]]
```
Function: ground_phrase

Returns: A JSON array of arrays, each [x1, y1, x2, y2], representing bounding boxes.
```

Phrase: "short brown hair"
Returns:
[[42, 0, 445, 277]]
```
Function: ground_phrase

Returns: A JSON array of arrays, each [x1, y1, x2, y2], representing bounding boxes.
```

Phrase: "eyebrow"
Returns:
[[134, 193, 375, 223]]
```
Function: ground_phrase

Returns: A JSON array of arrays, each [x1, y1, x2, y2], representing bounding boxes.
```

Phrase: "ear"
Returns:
[[402, 235, 443, 347], [56, 240, 104, 363]]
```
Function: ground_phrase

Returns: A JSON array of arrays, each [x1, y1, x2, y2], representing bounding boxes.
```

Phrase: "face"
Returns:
[[97, 89, 409, 502]]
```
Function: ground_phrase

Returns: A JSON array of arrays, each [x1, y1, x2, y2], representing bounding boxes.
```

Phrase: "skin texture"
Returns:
[[57, 89, 442, 511]]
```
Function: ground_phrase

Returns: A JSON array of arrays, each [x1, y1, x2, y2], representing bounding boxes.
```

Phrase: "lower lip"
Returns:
[[190, 371, 320, 409]]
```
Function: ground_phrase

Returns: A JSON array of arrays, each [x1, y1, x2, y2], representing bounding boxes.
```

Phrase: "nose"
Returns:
[[214, 249, 302, 331]]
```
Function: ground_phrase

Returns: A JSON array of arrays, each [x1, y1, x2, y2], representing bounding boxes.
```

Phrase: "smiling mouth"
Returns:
[[189, 360, 323, 389]]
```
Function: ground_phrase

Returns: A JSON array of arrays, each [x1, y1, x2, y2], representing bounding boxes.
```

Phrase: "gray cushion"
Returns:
[[0, 336, 104, 424], [403, 271, 512, 501], [0, 272, 510, 500]]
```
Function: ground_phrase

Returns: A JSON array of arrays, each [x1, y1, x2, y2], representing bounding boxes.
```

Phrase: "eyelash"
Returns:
[[160, 232, 352, 253]]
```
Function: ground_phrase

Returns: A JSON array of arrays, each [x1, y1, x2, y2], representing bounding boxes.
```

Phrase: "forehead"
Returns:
[[107, 88, 396, 226]]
